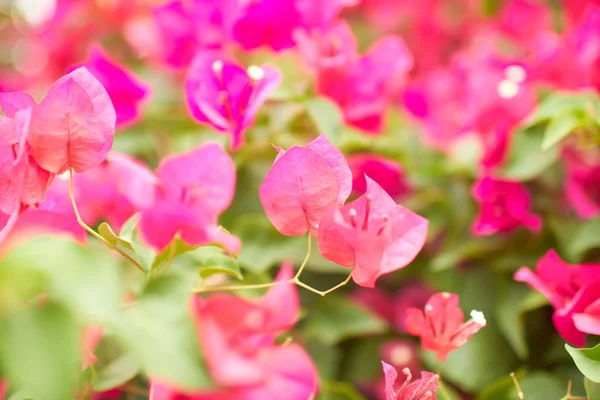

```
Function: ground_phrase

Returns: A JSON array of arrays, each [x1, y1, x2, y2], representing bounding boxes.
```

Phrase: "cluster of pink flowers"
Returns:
[[147, 265, 318, 399], [259, 135, 429, 288]]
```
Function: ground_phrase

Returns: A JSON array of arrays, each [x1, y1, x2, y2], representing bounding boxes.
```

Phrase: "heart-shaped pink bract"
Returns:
[[82, 46, 149, 127], [317, 177, 428, 287], [74, 152, 158, 230], [185, 54, 282, 150], [259, 134, 351, 236], [138, 142, 240, 253], [29, 67, 116, 174]]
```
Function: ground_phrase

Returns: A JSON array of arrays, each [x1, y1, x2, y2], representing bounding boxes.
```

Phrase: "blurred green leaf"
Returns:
[[586, 377, 600, 400], [92, 336, 140, 391], [549, 217, 600, 262], [1, 302, 79, 400], [318, 381, 367, 400], [542, 112, 581, 150], [496, 281, 547, 359], [98, 222, 134, 250], [566, 343, 600, 382], [478, 371, 566, 400], [304, 297, 387, 345], [500, 127, 559, 181], [0, 237, 121, 323], [529, 91, 600, 125], [305, 97, 343, 144], [117, 276, 212, 390], [189, 246, 242, 280]]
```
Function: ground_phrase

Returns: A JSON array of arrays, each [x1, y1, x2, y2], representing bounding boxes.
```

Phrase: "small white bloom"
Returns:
[[470, 310, 487, 326], [497, 79, 519, 99], [247, 65, 265, 80], [504, 65, 527, 83], [212, 60, 224, 73]]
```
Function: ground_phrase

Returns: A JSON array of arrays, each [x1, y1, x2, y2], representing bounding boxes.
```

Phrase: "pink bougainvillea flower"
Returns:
[[149, 265, 318, 400], [471, 176, 542, 236], [347, 154, 411, 198], [75, 152, 158, 230], [230, 0, 301, 51], [82, 325, 103, 371], [0, 179, 86, 254], [260, 134, 352, 236], [149, 344, 318, 400], [185, 54, 282, 150], [382, 361, 438, 400], [150, 0, 231, 68], [294, 20, 358, 71], [533, 6, 600, 91], [564, 0, 600, 25], [139, 142, 239, 253], [82, 46, 149, 126], [514, 249, 600, 346], [403, 48, 537, 166], [191, 265, 299, 387], [0, 92, 36, 118], [29, 67, 116, 174], [563, 149, 600, 219], [318, 177, 428, 287], [406, 292, 486, 361], [318, 36, 413, 133], [495, 0, 553, 48]]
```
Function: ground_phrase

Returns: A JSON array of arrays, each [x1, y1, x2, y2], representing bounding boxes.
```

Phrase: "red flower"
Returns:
[[406, 292, 486, 361]]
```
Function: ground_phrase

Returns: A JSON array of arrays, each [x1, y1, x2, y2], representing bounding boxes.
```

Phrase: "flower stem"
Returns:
[[293, 234, 312, 280], [194, 234, 354, 296], [510, 372, 524, 400], [193, 281, 283, 293], [68, 167, 144, 273]]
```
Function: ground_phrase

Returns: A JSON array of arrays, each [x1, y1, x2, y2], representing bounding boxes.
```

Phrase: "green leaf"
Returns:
[[117, 276, 212, 390], [496, 281, 548, 359], [499, 127, 559, 181], [92, 336, 140, 391], [478, 372, 566, 400], [586, 377, 600, 400], [0, 237, 122, 323], [528, 91, 599, 126], [566, 343, 600, 382], [189, 246, 243, 280], [304, 297, 387, 345], [317, 381, 367, 400], [305, 97, 343, 144], [542, 112, 581, 150], [98, 222, 133, 250], [1, 302, 79, 400], [549, 217, 600, 262]]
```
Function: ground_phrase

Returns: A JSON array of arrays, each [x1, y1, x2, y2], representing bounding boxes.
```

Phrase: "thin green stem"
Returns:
[[510, 372, 524, 400], [194, 234, 353, 297], [193, 281, 283, 293], [438, 381, 452, 400], [293, 234, 312, 280], [68, 168, 145, 273], [293, 269, 353, 297]]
